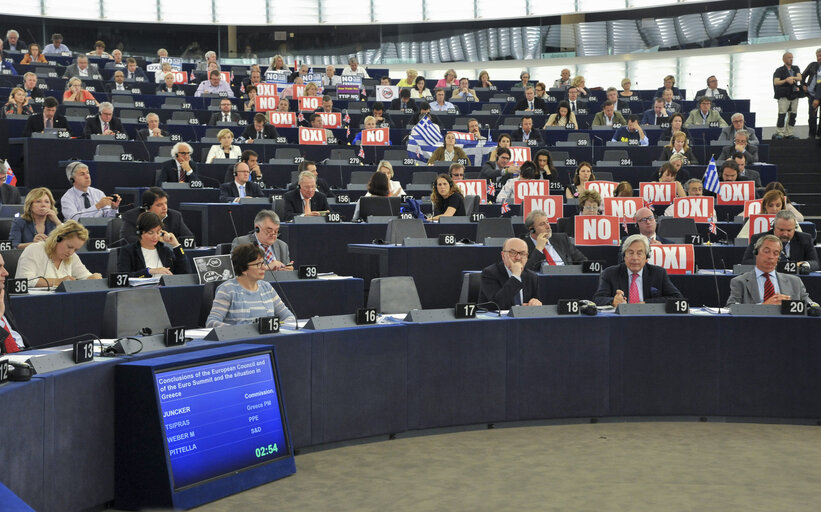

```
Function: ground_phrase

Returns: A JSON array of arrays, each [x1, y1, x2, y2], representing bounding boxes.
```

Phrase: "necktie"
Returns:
[[571, 101, 576, 113], [529, 101, 533, 110], [238, 185, 245, 198], [1, 318, 19, 354], [304, 198, 311, 214], [261, 244, 275, 264], [46, 117, 53, 129], [628, 273, 640, 303], [763, 273, 775, 302], [82, 192, 91, 208], [513, 290, 522, 306], [117, 84, 123, 90], [129, 72, 133, 79], [103, 121, 109, 133], [178, 166, 185, 182], [542, 248, 556, 266], [257, 131, 262, 139], [784, 242, 790, 258], [223, 114, 228, 122]]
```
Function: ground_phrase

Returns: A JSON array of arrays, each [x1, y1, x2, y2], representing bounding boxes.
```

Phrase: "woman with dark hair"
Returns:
[[428, 132, 468, 165], [410, 76, 431, 99], [534, 149, 559, 182], [660, 112, 690, 143], [657, 163, 686, 198], [206, 244, 295, 327], [20, 43, 47, 64], [565, 161, 596, 199], [495, 161, 540, 202], [116, 212, 190, 277], [488, 133, 512, 162], [352, 171, 391, 221], [544, 101, 577, 129], [763, 181, 804, 221], [430, 174, 465, 221], [614, 181, 634, 197]]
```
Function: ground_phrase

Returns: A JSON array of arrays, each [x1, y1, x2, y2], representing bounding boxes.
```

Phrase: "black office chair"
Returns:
[[1, 249, 24, 278], [386, 219, 426, 244], [199, 281, 219, 327], [476, 218, 514, 242], [102, 288, 172, 338], [657, 217, 698, 243], [458, 272, 482, 303]]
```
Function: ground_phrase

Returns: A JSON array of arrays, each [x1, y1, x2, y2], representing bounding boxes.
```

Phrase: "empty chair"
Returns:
[[215, 243, 233, 255], [359, 196, 402, 221], [65, 107, 91, 121], [112, 96, 135, 108], [411, 171, 437, 185], [463, 195, 479, 218], [107, 248, 120, 275], [366, 276, 422, 314], [383, 149, 408, 163], [1, 249, 24, 278], [385, 218, 426, 244], [603, 150, 629, 162], [657, 217, 698, 243], [0, 219, 13, 241], [119, 109, 143, 121], [330, 148, 356, 160], [94, 144, 127, 162], [476, 217, 514, 241], [550, 151, 571, 165], [155, 146, 173, 162], [169, 111, 196, 124], [270, 148, 302, 164], [102, 288, 172, 338], [349, 171, 372, 185], [458, 271, 482, 303], [162, 97, 187, 110], [105, 217, 124, 245], [594, 171, 614, 181]]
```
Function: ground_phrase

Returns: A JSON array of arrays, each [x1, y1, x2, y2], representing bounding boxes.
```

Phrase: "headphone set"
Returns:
[[3, 361, 34, 382], [55, 229, 83, 243]]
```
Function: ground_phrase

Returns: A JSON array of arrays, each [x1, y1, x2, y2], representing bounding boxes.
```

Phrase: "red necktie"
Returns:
[[628, 273, 640, 303], [178, 166, 185, 182], [542, 248, 556, 266], [763, 273, 775, 302], [1, 318, 19, 353]]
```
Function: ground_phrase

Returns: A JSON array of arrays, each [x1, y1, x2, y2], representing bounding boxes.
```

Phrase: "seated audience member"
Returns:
[[306, 113, 335, 140], [659, 112, 690, 143], [83, 102, 123, 137], [63, 78, 99, 106], [511, 115, 543, 143], [206, 244, 295, 328], [660, 89, 681, 115], [655, 75, 683, 100], [741, 210, 816, 271], [63, 55, 100, 79], [104, 49, 126, 69], [430, 88, 456, 112], [514, 71, 531, 90], [120, 187, 193, 244], [408, 102, 440, 128], [315, 95, 340, 113], [684, 96, 727, 127], [467, 118, 486, 141], [732, 152, 762, 191], [593, 234, 684, 307], [136, 112, 169, 140], [376, 161, 405, 196], [619, 78, 636, 99], [515, 86, 547, 112], [117, 212, 190, 277], [197, 50, 219, 71], [0, 165, 20, 205], [87, 40, 111, 58], [497, 161, 539, 202], [242, 85, 258, 112], [606, 87, 627, 110], [283, 171, 330, 221], [123, 58, 147, 81], [534, 149, 559, 182], [20, 43, 47, 64], [570, 76, 589, 97], [614, 181, 633, 197], [428, 132, 468, 166], [206, 128, 242, 163], [371, 102, 394, 128], [611, 115, 648, 145], [479, 237, 542, 310], [265, 54, 287, 75], [195, 70, 234, 97], [391, 88, 418, 112], [718, 113, 759, 146], [231, 210, 292, 270], [695, 75, 731, 100], [479, 148, 518, 191], [3, 30, 24, 51], [21, 72, 43, 99], [241, 113, 280, 141], [156, 72, 182, 94], [430, 173, 465, 221], [320, 64, 341, 87], [352, 172, 392, 221], [718, 129, 758, 164], [352, 116, 377, 145], [342, 56, 370, 78], [284, 160, 330, 196], [565, 161, 596, 199], [107, 71, 130, 93], [565, 87, 588, 113], [641, 99, 668, 126], [61, 162, 120, 219], [487, 134, 512, 162], [410, 76, 432, 99], [728, 234, 812, 305], [534, 82, 549, 101], [397, 69, 418, 88], [736, 189, 800, 240], [436, 69, 458, 89], [544, 101, 578, 129], [4, 87, 34, 116], [23, 96, 68, 136], [451, 78, 477, 100], [380, 75, 392, 85], [154, 62, 173, 84], [764, 181, 803, 220], [449, 162, 465, 180], [209, 97, 240, 125], [553, 69, 571, 89], [11, 188, 61, 249], [632, 207, 672, 244], [43, 33, 70, 54], [289, 63, 309, 83], [656, 162, 688, 195], [578, 189, 602, 216], [719, 160, 740, 182], [659, 132, 698, 165], [16, 221, 102, 287], [160, 142, 201, 184], [523, 209, 587, 270], [219, 162, 265, 203], [662, 179, 717, 219], [592, 100, 627, 127]]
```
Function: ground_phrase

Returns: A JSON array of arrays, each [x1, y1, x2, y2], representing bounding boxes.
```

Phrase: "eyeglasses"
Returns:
[[504, 250, 527, 258], [636, 216, 655, 223], [177, 151, 191, 155], [248, 260, 266, 268], [582, 205, 599, 212]]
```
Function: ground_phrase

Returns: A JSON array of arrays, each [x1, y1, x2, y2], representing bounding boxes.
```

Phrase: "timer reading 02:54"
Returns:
[[254, 444, 279, 458]]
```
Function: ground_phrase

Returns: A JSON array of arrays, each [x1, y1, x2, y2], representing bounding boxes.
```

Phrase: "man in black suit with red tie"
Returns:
[[22, 96, 69, 136], [82, 102, 125, 138], [282, 170, 330, 221], [523, 210, 587, 270], [593, 234, 684, 307], [158, 142, 201, 185], [479, 238, 542, 310]]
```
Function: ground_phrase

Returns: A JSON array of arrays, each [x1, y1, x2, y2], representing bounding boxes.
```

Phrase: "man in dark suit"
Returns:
[[523, 210, 587, 270], [565, 87, 588, 115], [23, 96, 70, 136], [515, 86, 547, 112], [479, 238, 542, 310], [728, 234, 811, 305], [510, 116, 543, 143], [106, 70, 131, 94], [633, 207, 673, 245], [230, 209, 293, 270], [119, 187, 193, 245], [314, 95, 341, 114], [641, 99, 669, 126], [123, 58, 148, 82], [22, 72, 43, 99], [219, 162, 266, 203], [409, 102, 441, 128], [63, 55, 101, 79], [82, 102, 125, 138], [284, 160, 331, 196], [695, 75, 731, 100], [159, 142, 201, 184], [208, 97, 241, 125], [136, 113, 169, 140], [390, 88, 418, 112], [282, 170, 330, 221], [593, 234, 684, 307], [240, 113, 279, 141], [742, 210, 818, 271], [717, 130, 758, 164]]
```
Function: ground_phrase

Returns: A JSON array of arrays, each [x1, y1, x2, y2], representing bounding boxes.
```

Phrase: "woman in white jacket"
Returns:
[[206, 129, 242, 163]]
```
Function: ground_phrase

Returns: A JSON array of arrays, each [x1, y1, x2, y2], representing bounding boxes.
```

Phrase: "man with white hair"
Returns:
[[197, 50, 218, 70], [718, 129, 758, 163], [342, 56, 370, 78], [82, 102, 124, 137], [593, 234, 683, 307], [136, 113, 169, 140], [159, 142, 201, 184], [717, 113, 760, 146], [3, 30, 25, 51], [60, 162, 121, 219], [322, 65, 341, 87]]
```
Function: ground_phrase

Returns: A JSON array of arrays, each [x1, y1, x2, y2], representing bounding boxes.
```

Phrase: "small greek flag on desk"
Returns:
[[703, 156, 720, 194]]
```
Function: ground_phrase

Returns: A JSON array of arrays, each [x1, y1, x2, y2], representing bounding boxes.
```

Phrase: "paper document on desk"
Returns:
[[129, 277, 161, 286]]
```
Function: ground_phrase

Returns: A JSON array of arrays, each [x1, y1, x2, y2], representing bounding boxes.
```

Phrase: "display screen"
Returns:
[[154, 351, 290, 490]]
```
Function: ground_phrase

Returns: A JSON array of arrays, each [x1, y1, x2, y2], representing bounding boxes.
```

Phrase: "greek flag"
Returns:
[[406, 116, 497, 165], [703, 156, 720, 194]]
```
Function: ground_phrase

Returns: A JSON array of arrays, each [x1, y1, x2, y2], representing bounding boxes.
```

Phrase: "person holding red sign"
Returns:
[[479, 238, 542, 310], [428, 132, 467, 166], [593, 234, 683, 307], [736, 190, 803, 240], [429, 174, 465, 221], [742, 210, 817, 272], [728, 235, 811, 305], [523, 209, 587, 270]]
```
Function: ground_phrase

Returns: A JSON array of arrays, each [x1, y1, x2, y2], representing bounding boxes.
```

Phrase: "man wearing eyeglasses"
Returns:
[[231, 210, 293, 271], [159, 142, 202, 185], [629, 207, 672, 245], [478, 238, 542, 310]]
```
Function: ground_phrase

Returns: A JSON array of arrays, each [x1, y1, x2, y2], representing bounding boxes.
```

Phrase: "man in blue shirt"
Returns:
[[611, 115, 648, 146]]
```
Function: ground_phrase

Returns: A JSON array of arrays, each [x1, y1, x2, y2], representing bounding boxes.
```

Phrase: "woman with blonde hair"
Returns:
[[16, 220, 102, 287], [4, 87, 34, 116], [376, 161, 405, 196], [10, 188, 62, 249], [63, 77, 99, 105], [659, 131, 698, 164], [206, 129, 242, 163], [435, 69, 457, 89], [397, 69, 418, 88]]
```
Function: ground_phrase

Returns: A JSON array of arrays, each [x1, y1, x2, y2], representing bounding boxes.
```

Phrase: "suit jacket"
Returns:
[[515, 97, 548, 112], [592, 111, 627, 127], [231, 234, 290, 264], [510, 128, 543, 143], [219, 181, 266, 202], [240, 124, 279, 140], [717, 125, 760, 146], [116, 241, 190, 277], [695, 88, 730, 100], [208, 112, 241, 125], [3, 288, 28, 348], [726, 270, 809, 305], [123, 68, 148, 82], [282, 188, 330, 221], [23, 113, 70, 136], [593, 263, 684, 306], [83, 115, 125, 138], [641, 109, 668, 126], [523, 233, 588, 270], [718, 145, 758, 164], [478, 261, 540, 310], [63, 63, 101, 79], [136, 127, 169, 140], [684, 109, 727, 128], [119, 208, 193, 245], [0, 184, 22, 205], [742, 231, 819, 271], [390, 98, 418, 111], [159, 159, 201, 185]]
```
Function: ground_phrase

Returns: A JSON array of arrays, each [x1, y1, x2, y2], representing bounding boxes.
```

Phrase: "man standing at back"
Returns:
[[773, 52, 802, 139]]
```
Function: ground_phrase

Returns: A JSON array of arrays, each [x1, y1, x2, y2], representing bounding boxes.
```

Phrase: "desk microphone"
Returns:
[[706, 234, 723, 313], [475, 301, 502, 316], [251, 237, 300, 331], [591, 134, 604, 163], [227, 208, 240, 241]]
